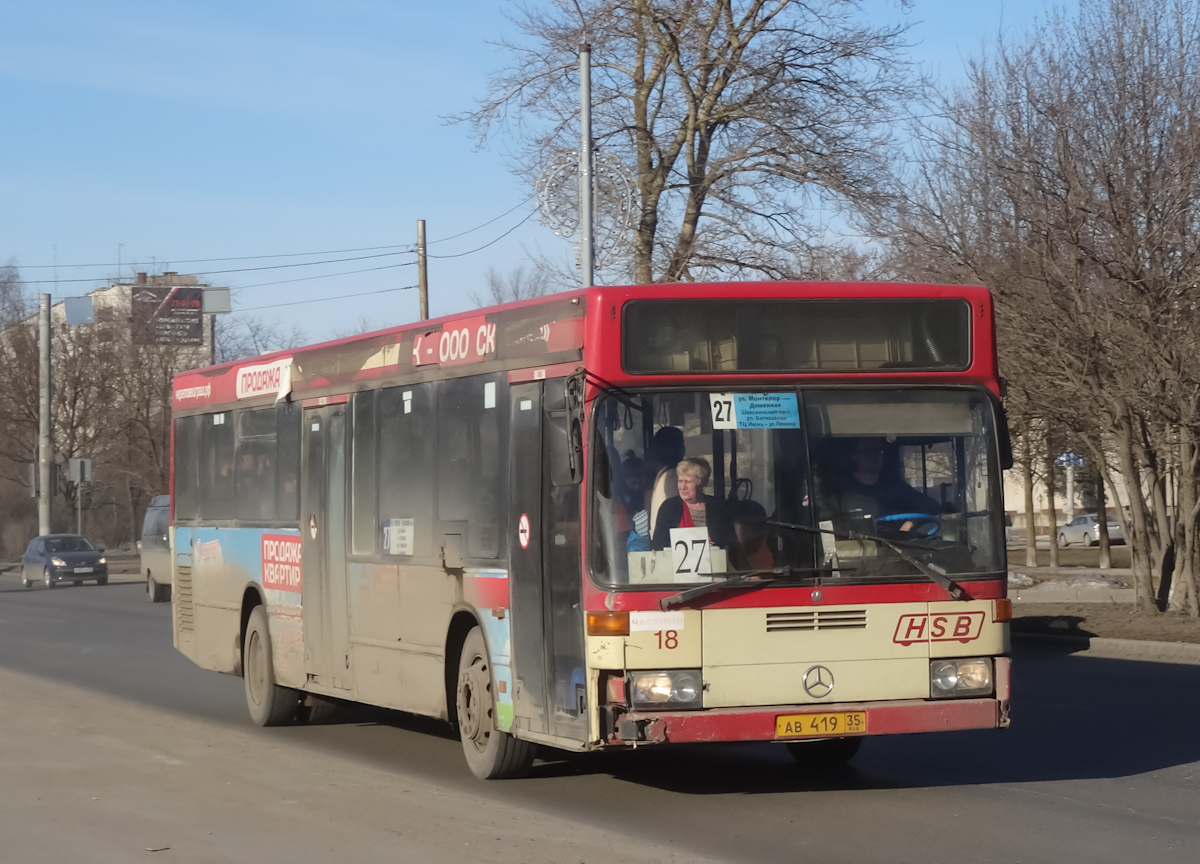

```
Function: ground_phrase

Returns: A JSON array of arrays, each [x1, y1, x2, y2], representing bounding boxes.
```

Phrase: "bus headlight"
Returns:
[[630, 670, 703, 710], [930, 658, 993, 698]]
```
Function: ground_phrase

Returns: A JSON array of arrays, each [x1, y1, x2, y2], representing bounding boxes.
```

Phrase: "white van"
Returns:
[[138, 495, 171, 602]]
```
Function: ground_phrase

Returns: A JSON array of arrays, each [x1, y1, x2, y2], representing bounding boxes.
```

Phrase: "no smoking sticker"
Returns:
[[518, 513, 531, 549]]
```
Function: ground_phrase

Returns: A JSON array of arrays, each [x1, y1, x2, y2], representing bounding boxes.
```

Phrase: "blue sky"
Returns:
[[0, 0, 1052, 341]]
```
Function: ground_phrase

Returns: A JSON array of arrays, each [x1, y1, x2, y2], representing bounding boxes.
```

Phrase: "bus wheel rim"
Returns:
[[247, 631, 265, 705], [458, 662, 488, 749]]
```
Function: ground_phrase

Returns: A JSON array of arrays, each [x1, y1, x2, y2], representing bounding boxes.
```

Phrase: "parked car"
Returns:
[[138, 495, 171, 602], [1058, 513, 1125, 547], [21, 534, 108, 588]]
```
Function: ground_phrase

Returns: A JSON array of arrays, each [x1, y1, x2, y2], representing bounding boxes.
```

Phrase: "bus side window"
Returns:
[[277, 400, 301, 522], [351, 391, 378, 555], [378, 383, 437, 560], [437, 374, 508, 561], [199, 412, 235, 521], [173, 415, 201, 522], [235, 407, 278, 522]]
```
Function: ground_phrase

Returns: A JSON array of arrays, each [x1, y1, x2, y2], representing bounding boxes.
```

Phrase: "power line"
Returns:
[[427, 196, 534, 245], [428, 209, 536, 259], [17, 198, 537, 272], [236, 284, 419, 312], [20, 250, 416, 285], [17, 243, 414, 270], [233, 260, 417, 290]]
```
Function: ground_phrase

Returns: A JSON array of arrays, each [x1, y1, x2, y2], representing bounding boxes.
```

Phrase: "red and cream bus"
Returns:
[[169, 282, 1012, 778]]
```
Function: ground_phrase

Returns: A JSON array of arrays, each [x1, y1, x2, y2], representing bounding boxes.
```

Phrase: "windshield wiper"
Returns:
[[767, 520, 971, 601], [659, 565, 849, 610]]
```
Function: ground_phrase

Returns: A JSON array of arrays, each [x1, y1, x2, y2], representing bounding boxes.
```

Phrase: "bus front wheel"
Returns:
[[243, 606, 301, 727], [148, 574, 169, 603], [455, 627, 534, 779], [785, 736, 863, 767]]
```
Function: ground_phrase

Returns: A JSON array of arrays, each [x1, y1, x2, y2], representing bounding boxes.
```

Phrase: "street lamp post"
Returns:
[[578, 36, 594, 287]]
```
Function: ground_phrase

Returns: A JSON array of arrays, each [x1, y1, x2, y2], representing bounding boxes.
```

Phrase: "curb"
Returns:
[[1013, 631, 1200, 666]]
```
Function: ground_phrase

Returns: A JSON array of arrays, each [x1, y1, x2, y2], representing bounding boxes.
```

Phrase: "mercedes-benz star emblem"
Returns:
[[803, 665, 835, 699]]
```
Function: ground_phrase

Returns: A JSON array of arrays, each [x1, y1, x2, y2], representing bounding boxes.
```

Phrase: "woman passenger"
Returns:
[[651, 457, 737, 552]]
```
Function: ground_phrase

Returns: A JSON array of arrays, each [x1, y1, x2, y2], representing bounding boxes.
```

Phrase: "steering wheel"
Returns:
[[873, 512, 942, 540]]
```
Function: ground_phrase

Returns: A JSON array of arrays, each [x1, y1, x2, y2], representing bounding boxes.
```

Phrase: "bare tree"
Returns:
[[462, 0, 919, 284], [215, 314, 308, 363], [469, 264, 553, 307], [329, 315, 386, 340], [0, 259, 26, 327], [868, 0, 1200, 614]]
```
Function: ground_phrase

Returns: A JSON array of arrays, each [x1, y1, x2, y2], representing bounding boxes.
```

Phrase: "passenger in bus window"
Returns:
[[646, 427, 686, 536], [651, 457, 737, 552], [618, 455, 652, 552], [730, 499, 774, 570]]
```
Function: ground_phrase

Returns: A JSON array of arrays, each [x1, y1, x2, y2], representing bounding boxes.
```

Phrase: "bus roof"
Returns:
[[172, 281, 996, 411]]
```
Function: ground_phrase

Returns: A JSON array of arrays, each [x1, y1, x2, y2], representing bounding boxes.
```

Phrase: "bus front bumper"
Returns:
[[610, 695, 1008, 746]]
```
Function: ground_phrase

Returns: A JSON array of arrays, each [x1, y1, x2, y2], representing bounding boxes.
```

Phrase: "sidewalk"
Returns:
[[1007, 543, 1135, 603], [1009, 566, 1136, 604]]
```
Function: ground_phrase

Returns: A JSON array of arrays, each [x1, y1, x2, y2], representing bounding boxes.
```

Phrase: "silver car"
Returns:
[[138, 495, 172, 602], [1058, 513, 1125, 547]]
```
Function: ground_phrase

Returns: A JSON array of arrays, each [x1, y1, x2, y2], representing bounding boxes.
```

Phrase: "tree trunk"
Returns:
[[1044, 442, 1059, 568], [1022, 432, 1038, 567], [1169, 438, 1199, 616], [1114, 405, 1156, 610], [1094, 464, 1111, 570]]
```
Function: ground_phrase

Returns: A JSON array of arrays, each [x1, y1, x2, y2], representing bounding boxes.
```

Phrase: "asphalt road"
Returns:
[[2, 572, 1198, 863]]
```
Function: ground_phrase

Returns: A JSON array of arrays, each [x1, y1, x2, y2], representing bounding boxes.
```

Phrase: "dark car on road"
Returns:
[[21, 534, 108, 588]]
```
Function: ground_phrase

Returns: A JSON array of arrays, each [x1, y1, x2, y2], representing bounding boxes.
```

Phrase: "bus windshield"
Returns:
[[590, 389, 1003, 588]]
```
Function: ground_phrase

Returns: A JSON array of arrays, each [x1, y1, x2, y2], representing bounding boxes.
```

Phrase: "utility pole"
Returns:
[[578, 36, 594, 287], [38, 294, 52, 536], [417, 219, 429, 320]]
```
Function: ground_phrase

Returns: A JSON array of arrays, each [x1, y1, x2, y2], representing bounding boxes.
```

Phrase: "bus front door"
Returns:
[[508, 382, 588, 743], [301, 404, 353, 692]]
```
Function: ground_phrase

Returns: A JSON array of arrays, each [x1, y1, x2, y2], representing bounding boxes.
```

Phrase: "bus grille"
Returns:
[[176, 564, 194, 632], [766, 609, 867, 632]]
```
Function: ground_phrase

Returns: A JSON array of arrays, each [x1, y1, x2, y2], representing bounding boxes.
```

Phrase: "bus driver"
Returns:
[[831, 437, 944, 534]]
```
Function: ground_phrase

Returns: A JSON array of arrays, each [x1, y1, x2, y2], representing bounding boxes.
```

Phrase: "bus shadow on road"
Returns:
[[518, 644, 1200, 794]]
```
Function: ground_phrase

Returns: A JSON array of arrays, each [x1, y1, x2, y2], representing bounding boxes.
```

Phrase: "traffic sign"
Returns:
[[1055, 453, 1085, 468]]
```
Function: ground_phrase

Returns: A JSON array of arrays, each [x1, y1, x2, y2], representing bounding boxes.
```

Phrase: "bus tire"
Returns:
[[243, 605, 301, 727], [455, 626, 534, 779], [785, 736, 863, 767], [148, 575, 168, 603]]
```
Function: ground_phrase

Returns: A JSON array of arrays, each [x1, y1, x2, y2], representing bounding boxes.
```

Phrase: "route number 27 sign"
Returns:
[[670, 527, 712, 577]]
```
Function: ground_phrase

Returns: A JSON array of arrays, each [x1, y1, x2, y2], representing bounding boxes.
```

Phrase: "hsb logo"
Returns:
[[893, 612, 986, 646]]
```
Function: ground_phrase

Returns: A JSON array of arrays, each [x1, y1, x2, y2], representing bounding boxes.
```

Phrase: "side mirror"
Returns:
[[546, 370, 585, 487], [96, 542, 106, 552]]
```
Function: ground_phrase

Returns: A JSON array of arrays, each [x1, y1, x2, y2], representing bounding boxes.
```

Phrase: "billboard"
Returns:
[[132, 286, 205, 346]]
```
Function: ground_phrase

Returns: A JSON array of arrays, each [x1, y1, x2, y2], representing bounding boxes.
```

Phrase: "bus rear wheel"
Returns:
[[243, 606, 301, 727], [455, 627, 534, 779], [785, 736, 863, 767]]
